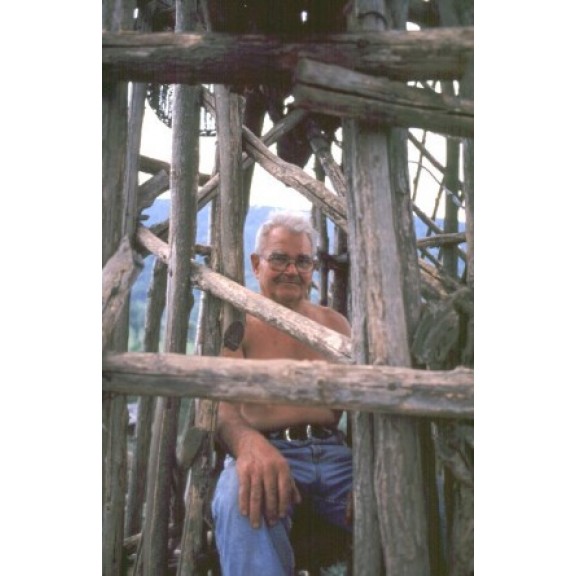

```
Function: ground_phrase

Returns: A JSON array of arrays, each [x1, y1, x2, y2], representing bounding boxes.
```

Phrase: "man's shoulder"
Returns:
[[305, 302, 351, 336]]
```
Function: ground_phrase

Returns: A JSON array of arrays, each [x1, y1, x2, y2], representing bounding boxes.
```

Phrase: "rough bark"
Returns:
[[102, 235, 144, 350], [103, 28, 474, 85], [103, 352, 474, 418], [124, 258, 166, 537], [294, 59, 473, 138], [102, 4, 136, 575], [102, 391, 129, 576], [140, 15, 200, 568], [344, 2, 430, 574]]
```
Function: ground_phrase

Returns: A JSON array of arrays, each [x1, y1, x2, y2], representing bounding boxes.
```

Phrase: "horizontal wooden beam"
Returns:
[[102, 352, 474, 419], [102, 28, 473, 85], [294, 59, 473, 138]]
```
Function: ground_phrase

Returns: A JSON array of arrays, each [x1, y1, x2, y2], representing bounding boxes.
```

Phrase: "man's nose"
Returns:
[[284, 260, 298, 272]]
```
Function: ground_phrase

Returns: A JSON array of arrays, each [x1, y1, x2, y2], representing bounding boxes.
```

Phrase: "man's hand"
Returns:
[[235, 433, 302, 528]]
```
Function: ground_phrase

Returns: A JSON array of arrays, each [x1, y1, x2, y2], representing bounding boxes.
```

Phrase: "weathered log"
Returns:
[[102, 7, 135, 576], [135, 226, 353, 363], [124, 258, 166, 537], [102, 392, 128, 576], [139, 61, 200, 573], [242, 126, 348, 231], [137, 170, 169, 214], [417, 232, 467, 249], [343, 4, 430, 573], [307, 122, 347, 197], [102, 353, 473, 419], [139, 154, 171, 175], [294, 59, 473, 138], [102, 235, 144, 350], [102, 28, 474, 85]]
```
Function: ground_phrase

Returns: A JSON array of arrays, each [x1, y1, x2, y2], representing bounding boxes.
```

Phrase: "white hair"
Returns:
[[254, 211, 316, 254]]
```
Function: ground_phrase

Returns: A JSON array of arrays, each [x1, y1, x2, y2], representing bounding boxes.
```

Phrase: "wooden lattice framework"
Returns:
[[103, 1, 474, 574]]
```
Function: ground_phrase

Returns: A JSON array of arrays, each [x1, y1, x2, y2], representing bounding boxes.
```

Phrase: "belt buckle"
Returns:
[[283, 425, 312, 441]]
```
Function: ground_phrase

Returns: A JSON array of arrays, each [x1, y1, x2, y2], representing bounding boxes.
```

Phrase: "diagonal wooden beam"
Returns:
[[135, 226, 353, 363]]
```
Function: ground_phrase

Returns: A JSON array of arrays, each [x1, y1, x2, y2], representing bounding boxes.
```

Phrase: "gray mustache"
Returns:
[[275, 276, 302, 285]]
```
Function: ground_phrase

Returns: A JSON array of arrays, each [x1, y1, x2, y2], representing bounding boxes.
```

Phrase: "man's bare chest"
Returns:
[[245, 324, 322, 361]]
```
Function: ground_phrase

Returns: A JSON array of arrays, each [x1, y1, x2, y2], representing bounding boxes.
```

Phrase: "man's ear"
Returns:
[[250, 253, 260, 276]]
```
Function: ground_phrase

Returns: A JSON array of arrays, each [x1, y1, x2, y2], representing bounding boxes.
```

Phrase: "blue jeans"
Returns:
[[211, 435, 353, 576]]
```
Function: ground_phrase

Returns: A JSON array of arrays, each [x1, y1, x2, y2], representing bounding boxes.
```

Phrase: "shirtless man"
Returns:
[[211, 212, 353, 575]]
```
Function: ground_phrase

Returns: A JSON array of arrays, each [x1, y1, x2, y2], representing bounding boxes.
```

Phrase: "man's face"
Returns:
[[251, 226, 315, 307]]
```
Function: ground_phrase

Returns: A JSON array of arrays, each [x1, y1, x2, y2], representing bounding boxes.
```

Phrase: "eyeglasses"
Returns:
[[261, 252, 316, 272]]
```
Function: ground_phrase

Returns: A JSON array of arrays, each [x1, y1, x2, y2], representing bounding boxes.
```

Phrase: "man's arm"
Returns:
[[217, 340, 301, 528]]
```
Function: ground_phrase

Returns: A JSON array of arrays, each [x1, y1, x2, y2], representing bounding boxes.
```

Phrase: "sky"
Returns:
[[141, 105, 314, 211], [140, 104, 454, 218]]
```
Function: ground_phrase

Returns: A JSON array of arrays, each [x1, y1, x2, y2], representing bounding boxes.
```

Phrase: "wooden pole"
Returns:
[[344, 2, 430, 573], [294, 59, 473, 138], [125, 258, 166, 537], [102, 352, 474, 419], [102, 1, 135, 574], [139, 1, 200, 569], [102, 27, 474, 85]]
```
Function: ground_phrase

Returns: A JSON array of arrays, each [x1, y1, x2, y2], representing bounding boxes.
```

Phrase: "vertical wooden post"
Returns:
[[178, 285, 221, 575], [345, 1, 430, 574], [312, 158, 329, 306], [214, 83, 246, 324], [440, 81, 460, 280], [140, 2, 200, 572], [122, 4, 152, 540], [438, 3, 474, 574], [102, 2, 135, 575], [125, 258, 167, 536], [461, 70, 474, 291]]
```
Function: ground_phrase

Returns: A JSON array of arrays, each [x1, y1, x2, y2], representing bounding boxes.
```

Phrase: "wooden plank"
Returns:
[[294, 59, 473, 138], [102, 28, 474, 85], [102, 352, 474, 419]]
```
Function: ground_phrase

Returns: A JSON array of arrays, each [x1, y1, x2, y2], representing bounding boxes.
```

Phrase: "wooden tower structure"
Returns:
[[102, 1, 474, 574]]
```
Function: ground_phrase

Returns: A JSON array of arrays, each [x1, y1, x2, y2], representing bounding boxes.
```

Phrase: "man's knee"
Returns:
[[212, 463, 240, 522]]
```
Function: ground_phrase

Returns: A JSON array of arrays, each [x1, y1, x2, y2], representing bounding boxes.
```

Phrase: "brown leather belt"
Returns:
[[265, 425, 339, 442]]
